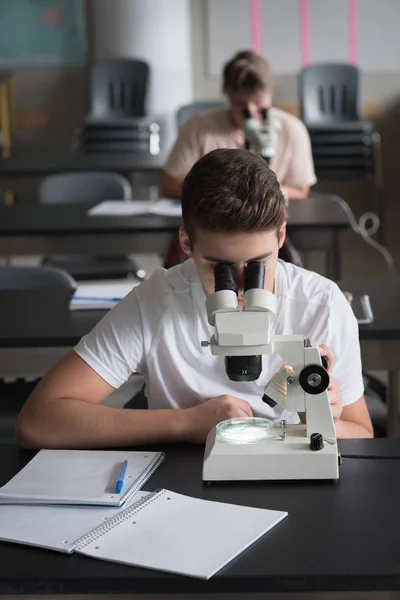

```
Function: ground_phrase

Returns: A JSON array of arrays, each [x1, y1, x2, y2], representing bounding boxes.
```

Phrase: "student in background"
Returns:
[[160, 50, 316, 268], [17, 149, 373, 449]]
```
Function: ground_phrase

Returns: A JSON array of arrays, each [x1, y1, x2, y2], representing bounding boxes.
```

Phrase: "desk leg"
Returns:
[[387, 370, 400, 437]]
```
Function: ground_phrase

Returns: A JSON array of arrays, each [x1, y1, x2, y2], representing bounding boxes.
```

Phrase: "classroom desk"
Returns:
[[0, 152, 167, 176], [0, 192, 348, 278], [0, 280, 399, 434], [338, 279, 400, 436], [0, 439, 399, 596]]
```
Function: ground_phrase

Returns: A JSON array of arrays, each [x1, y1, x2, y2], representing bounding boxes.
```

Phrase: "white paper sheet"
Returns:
[[147, 199, 182, 217], [70, 281, 140, 310], [88, 201, 150, 216], [88, 198, 182, 218], [0, 491, 149, 553], [78, 489, 288, 579]]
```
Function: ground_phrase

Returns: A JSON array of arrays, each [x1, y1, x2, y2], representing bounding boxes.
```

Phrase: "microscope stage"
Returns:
[[203, 425, 339, 482]]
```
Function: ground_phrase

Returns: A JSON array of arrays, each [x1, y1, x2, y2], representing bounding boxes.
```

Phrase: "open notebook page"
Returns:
[[77, 489, 288, 579], [0, 492, 149, 553]]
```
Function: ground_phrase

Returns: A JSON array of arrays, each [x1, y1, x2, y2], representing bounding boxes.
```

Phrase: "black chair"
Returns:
[[300, 63, 363, 124], [0, 266, 76, 443], [176, 101, 226, 130], [39, 172, 146, 280], [89, 59, 149, 120], [299, 63, 383, 232], [299, 63, 376, 175], [79, 59, 160, 155], [0, 265, 76, 289], [124, 386, 148, 410]]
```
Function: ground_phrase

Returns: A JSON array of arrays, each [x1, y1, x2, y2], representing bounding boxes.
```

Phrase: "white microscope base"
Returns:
[[203, 426, 339, 482]]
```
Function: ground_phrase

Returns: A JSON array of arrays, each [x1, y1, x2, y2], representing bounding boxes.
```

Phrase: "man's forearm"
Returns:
[[335, 419, 374, 439], [282, 185, 309, 200], [17, 399, 188, 449]]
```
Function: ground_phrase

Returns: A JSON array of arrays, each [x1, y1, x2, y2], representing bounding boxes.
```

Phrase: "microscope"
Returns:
[[242, 107, 281, 165], [202, 262, 340, 482]]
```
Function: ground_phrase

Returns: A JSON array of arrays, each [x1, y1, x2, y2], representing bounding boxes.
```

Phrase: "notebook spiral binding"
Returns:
[[122, 452, 165, 504], [73, 489, 165, 551]]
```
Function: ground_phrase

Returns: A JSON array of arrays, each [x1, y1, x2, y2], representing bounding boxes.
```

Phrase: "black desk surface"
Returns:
[[0, 280, 398, 349], [0, 440, 399, 595], [0, 202, 181, 235], [0, 152, 166, 175], [0, 193, 348, 236]]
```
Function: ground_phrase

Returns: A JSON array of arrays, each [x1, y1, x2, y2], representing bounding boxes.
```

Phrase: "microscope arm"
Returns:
[[263, 335, 336, 439], [206, 329, 335, 438]]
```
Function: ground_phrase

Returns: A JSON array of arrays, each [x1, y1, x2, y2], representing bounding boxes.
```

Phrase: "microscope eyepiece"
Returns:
[[245, 261, 265, 291], [260, 107, 269, 121], [242, 108, 251, 119], [213, 262, 264, 382], [214, 262, 237, 294]]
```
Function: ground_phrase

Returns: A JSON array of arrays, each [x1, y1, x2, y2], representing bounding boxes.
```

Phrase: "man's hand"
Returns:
[[181, 395, 253, 443], [319, 343, 334, 372], [327, 376, 343, 422], [318, 344, 343, 422]]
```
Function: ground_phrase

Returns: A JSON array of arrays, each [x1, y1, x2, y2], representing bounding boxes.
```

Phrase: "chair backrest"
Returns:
[[299, 64, 361, 123], [39, 172, 132, 205], [177, 101, 226, 130], [90, 59, 149, 119], [0, 266, 76, 292], [0, 267, 76, 333]]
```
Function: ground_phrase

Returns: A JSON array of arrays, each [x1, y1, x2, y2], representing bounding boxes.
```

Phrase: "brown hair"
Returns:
[[181, 149, 287, 243], [222, 50, 273, 94]]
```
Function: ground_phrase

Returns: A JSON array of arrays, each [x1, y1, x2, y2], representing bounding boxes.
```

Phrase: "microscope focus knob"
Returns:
[[310, 432, 324, 451], [299, 364, 329, 395]]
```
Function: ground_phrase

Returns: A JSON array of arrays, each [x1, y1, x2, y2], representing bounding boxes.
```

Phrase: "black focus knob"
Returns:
[[299, 364, 329, 395], [310, 432, 324, 451]]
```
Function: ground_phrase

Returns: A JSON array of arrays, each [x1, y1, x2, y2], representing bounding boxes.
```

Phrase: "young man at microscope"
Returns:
[[17, 149, 373, 449], [160, 49, 316, 268]]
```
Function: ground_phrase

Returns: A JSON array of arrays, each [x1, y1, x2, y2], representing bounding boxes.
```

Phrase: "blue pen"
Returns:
[[115, 460, 128, 494]]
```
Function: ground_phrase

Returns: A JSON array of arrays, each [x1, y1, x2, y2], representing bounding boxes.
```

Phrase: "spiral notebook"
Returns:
[[0, 490, 150, 552], [0, 450, 165, 507], [0, 489, 287, 579]]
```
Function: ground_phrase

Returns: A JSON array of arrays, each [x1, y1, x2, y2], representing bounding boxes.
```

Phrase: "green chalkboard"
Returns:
[[0, 0, 86, 66]]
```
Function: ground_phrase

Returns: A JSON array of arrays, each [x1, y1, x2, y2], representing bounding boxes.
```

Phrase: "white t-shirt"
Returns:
[[74, 260, 364, 424]]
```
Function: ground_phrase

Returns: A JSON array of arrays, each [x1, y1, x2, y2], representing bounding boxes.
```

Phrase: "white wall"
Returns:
[[190, 0, 298, 105], [92, 0, 193, 152], [191, 0, 400, 106], [191, 0, 224, 101]]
